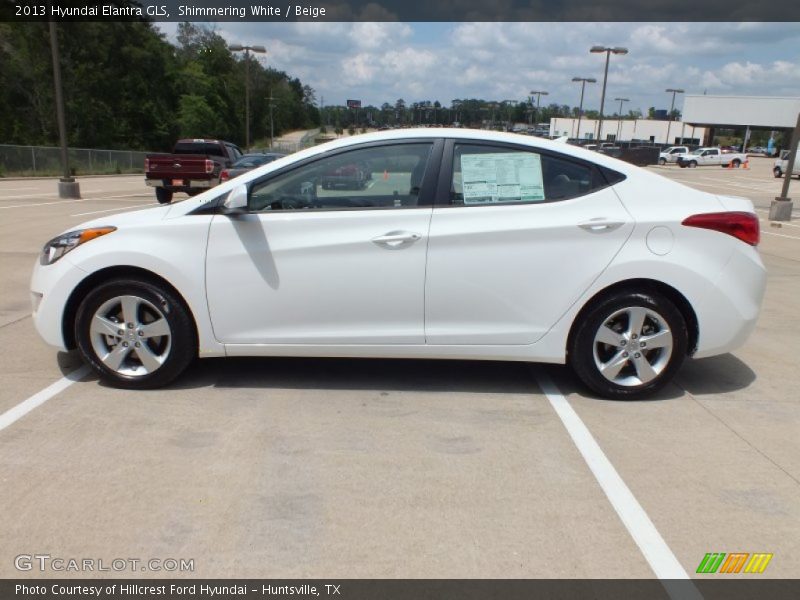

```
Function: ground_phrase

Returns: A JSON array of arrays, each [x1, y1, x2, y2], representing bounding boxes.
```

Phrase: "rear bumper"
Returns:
[[693, 245, 767, 358], [145, 178, 215, 189]]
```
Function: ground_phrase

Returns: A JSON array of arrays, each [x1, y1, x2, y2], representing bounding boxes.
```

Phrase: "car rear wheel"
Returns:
[[75, 278, 196, 389], [658, 158, 666, 166], [731, 159, 741, 168], [155, 187, 173, 204], [569, 290, 688, 399], [774, 167, 783, 178]]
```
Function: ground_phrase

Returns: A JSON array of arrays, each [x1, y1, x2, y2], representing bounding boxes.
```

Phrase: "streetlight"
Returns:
[[571, 77, 596, 141], [229, 43, 266, 151], [530, 90, 548, 130], [614, 97, 629, 142], [48, 22, 79, 199], [664, 88, 684, 145], [590, 45, 628, 142]]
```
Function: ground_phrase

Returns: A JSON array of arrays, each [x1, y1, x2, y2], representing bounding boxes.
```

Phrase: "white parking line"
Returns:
[[0, 193, 151, 209], [535, 370, 701, 597], [71, 203, 153, 216], [0, 365, 90, 432]]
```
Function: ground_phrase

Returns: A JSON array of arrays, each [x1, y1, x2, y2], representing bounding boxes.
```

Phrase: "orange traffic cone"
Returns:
[[743, 160, 749, 169], [727, 161, 734, 169], [383, 169, 389, 180]]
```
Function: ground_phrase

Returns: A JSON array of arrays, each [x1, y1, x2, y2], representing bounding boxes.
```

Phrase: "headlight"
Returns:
[[40, 227, 116, 265]]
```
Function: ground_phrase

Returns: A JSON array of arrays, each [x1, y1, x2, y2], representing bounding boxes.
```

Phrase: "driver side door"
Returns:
[[205, 140, 441, 346]]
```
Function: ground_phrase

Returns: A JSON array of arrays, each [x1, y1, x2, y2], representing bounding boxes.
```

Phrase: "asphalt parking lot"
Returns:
[[0, 155, 798, 581]]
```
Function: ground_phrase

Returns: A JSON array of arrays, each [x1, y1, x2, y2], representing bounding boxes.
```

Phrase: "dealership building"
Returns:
[[550, 95, 800, 146], [549, 117, 707, 145]]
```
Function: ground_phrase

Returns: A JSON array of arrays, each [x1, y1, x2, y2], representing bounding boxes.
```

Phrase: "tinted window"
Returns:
[[249, 143, 433, 212], [450, 144, 599, 204], [173, 142, 225, 156]]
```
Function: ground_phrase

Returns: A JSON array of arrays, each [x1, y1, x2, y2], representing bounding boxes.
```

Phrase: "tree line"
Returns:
[[319, 98, 665, 131], [0, 21, 320, 151]]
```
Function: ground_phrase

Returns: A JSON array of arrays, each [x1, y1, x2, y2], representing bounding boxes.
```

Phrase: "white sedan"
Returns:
[[31, 129, 766, 399]]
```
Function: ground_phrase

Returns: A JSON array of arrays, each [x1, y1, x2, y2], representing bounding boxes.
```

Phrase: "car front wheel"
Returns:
[[658, 157, 666, 166], [75, 278, 196, 389], [569, 290, 688, 399]]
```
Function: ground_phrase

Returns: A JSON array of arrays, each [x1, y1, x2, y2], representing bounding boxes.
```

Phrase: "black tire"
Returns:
[[678, 162, 686, 168], [773, 167, 783, 178], [688, 160, 697, 168], [75, 278, 197, 389], [569, 290, 688, 400], [731, 159, 741, 168], [155, 187, 173, 204], [658, 157, 666, 166]]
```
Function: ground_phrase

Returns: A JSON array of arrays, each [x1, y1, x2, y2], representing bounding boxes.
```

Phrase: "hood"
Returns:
[[69, 203, 173, 233]]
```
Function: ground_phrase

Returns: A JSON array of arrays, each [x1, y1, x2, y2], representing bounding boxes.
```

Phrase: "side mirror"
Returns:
[[220, 184, 248, 215]]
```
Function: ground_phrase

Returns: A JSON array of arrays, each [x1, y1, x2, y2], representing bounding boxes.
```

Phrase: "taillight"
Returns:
[[144, 158, 149, 171], [205, 159, 214, 174], [220, 170, 229, 182], [682, 211, 760, 246]]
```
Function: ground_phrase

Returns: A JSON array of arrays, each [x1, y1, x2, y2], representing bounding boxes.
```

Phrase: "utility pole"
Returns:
[[266, 90, 275, 148], [49, 22, 79, 199], [590, 46, 628, 141], [229, 44, 266, 151], [665, 88, 684, 145], [572, 77, 596, 141], [770, 111, 800, 222]]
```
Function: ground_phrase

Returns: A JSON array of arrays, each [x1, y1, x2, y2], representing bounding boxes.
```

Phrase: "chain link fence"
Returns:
[[0, 144, 150, 177]]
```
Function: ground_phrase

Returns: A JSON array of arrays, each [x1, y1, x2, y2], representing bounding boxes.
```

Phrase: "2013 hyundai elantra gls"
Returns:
[[30, 129, 766, 399]]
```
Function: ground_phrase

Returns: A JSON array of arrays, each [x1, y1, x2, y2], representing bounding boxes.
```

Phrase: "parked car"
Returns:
[[220, 153, 286, 183], [145, 139, 243, 204], [677, 147, 747, 168], [720, 146, 739, 154], [320, 161, 372, 189], [658, 146, 690, 165], [31, 129, 765, 399], [773, 150, 800, 178]]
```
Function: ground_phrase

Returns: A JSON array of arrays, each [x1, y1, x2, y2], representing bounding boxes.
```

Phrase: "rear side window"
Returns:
[[451, 144, 608, 205], [173, 142, 225, 156]]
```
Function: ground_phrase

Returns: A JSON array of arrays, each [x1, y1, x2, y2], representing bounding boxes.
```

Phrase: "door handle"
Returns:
[[372, 231, 422, 248], [578, 220, 624, 233]]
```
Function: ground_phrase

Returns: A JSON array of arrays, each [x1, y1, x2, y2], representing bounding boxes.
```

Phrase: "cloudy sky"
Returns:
[[156, 22, 800, 115]]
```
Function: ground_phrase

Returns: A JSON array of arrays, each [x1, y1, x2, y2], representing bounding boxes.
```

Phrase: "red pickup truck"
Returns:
[[144, 139, 243, 204]]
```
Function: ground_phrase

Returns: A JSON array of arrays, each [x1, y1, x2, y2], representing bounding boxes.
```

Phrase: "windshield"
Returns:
[[232, 155, 272, 168]]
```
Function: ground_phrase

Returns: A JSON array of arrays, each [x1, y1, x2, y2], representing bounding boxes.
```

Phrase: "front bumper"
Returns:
[[30, 256, 88, 351]]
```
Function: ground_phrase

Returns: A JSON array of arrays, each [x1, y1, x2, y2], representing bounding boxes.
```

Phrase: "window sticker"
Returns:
[[460, 152, 545, 204]]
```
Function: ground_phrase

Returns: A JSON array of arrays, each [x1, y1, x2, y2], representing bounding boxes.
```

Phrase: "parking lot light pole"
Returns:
[[664, 88, 684, 145], [530, 90, 548, 129], [49, 22, 80, 199], [614, 97, 629, 141], [770, 111, 800, 222], [572, 77, 596, 141], [229, 44, 266, 152], [590, 46, 628, 142]]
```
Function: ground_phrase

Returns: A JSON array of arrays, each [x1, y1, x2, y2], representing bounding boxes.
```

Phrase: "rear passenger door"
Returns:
[[424, 140, 634, 345]]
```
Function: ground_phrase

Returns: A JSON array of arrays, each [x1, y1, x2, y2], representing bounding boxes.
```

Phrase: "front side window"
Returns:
[[249, 143, 433, 212], [451, 144, 597, 205]]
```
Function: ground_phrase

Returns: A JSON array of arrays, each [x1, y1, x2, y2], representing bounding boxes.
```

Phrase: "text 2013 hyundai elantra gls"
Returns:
[[31, 129, 766, 399]]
